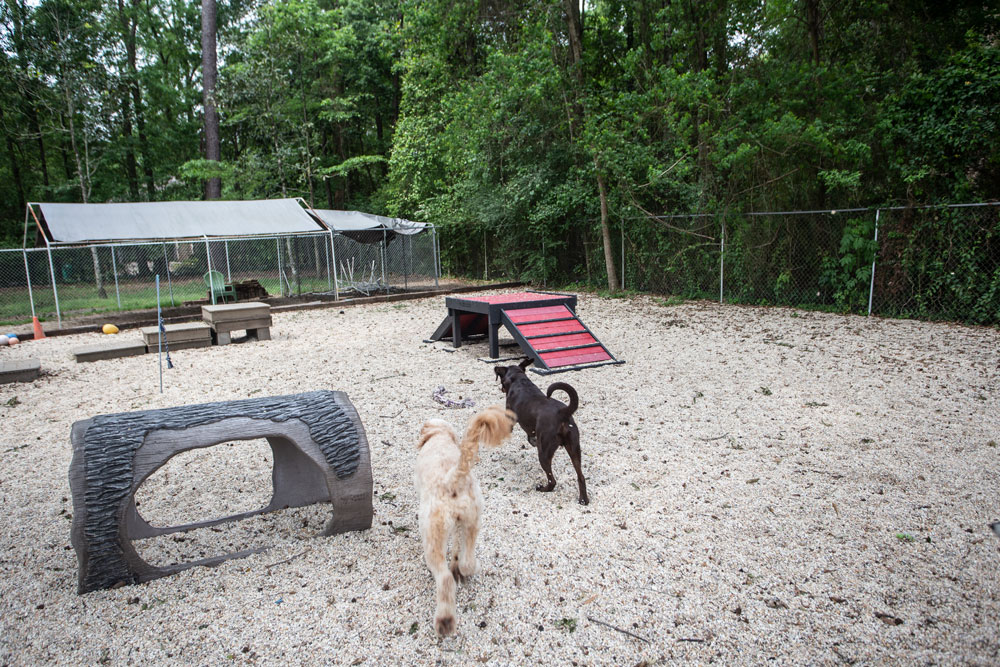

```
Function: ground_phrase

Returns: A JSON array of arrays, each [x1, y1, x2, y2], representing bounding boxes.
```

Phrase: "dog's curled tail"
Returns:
[[450, 406, 516, 487], [546, 382, 579, 415]]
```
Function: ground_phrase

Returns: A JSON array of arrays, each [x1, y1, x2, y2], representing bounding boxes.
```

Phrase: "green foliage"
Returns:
[[881, 36, 1000, 201], [819, 217, 876, 311], [555, 618, 577, 633], [0, 0, 997, 323]]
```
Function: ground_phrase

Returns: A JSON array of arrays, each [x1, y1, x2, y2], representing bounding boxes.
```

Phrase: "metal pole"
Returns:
[[22, 208, 36, 320], [163, 244, 175, 306], [23, 249, 35, 320], [27, 203, 61, 326], [111, 245, 122, 309], [204, 237, 215, 304], [276, 237, 284, 296], [328, 230, 339, 300], [868, 209, 880, 317], [225, 239, 232, 281], [621, 219, 625, 291], [156, 275, 162, 394], [431, 226, 441, 287], [719, 219, 725, 304], [45, 241, 61, 328], [381, 230, 387, 289], [325, 234, 331, 290], [404, 234, 409, 290], [484, 228, 488, 281]]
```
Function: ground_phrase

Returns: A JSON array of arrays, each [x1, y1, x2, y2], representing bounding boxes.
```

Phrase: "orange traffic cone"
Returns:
[[32, 316, 46, 340]]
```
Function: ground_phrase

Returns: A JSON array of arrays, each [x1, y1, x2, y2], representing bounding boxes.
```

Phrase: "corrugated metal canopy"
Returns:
[[35, 199, 326, 243], [311, 209, 427, 235]]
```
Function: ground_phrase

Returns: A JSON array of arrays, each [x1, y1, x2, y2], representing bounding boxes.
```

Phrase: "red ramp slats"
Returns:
[[500, 302, 621, 373], [531, 333, 597, 350], [518, 320, 587, 337], [541, 348, 612, 367], [505, 305, 574, 323]]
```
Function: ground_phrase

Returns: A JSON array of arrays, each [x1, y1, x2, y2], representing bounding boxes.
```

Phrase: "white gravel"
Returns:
[[0, 291, 998, 665]]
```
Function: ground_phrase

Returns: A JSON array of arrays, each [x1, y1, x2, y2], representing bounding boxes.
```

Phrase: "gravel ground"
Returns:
[[0, 291, 998, 665]]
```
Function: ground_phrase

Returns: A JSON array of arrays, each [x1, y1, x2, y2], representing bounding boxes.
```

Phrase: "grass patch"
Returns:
[[657, 295, 686, 307], [0, 273, 334, 327], [555, 618, 577, 633]]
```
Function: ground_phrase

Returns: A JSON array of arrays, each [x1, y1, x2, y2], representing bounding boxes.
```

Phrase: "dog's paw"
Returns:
[[535, 483, 556, 492], [578, 495, 590, 505], [435, 613, 456, 636], [452, 560, 477, 582]]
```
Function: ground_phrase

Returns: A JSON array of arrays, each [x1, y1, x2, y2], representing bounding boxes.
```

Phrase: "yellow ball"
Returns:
[[102, 324, 120, 335]]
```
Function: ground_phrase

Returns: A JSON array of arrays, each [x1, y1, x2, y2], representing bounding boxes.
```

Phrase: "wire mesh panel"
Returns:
[[50, 245, 121, 320], [0, 249, 53, 326], [1, 229, 439, 327], [625, 215, 721, 298], [332, 234, 386, 297], [384, 230, 439, 291], [873, 206, 1000, 323], [722, 211, 865, 309], [272, 234, 332, 297]]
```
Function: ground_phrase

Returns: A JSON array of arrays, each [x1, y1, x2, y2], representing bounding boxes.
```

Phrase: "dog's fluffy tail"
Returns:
[[546, 382, 579, 415], [449, 406, 515, 487]]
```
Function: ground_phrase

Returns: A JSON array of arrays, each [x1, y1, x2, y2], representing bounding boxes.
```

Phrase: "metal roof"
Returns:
[[34, 199, 326, 243], [311, 209, 428, 235]]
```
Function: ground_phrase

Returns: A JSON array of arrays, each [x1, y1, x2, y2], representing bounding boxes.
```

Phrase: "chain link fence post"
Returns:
[[719, 217, 725, 304], [867, 209, 880, 316]]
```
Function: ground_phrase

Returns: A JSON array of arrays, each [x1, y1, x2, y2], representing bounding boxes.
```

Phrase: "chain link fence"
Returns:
[[626, 203, 1000, 324], [0, 229, 439, 327]]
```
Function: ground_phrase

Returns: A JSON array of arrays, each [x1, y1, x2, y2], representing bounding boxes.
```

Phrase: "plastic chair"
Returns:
[[204, 270, 236, 304]]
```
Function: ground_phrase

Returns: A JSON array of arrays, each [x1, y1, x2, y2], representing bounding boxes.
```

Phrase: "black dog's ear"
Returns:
[[494, 366, 506, 381], [518, 357, 533, 370]]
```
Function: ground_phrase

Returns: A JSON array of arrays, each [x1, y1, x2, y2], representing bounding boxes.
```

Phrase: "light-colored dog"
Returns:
[[415, 405, 515, 636]]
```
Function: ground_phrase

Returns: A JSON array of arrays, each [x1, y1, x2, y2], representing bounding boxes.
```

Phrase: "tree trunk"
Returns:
[[120, 91, 140, 200], [119, 0, 155, 199], [27, 106, 50, 188], [285, 237, 300, 295], [298, 55, 315, 206], [805, 0, 821, 66], [0, 107, 26, 211], [10, 0, 50, 190], [201, 0, 221, 199], [57, 49, 106, 298], [595, 160, 619, 292], [562, 0, 583, 81]]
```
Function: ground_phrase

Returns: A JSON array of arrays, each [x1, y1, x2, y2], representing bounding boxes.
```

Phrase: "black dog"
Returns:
[[494, 358, 589, 505]]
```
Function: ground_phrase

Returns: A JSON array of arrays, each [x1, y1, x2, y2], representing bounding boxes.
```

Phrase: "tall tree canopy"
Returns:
[[2, 0, 997, 301]]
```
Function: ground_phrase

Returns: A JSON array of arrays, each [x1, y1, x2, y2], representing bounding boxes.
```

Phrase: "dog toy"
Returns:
[[0, 335, 8, 346], [102, 324, 119, 335], [432, 386, 475, 409], [7, 335, 19, 346]]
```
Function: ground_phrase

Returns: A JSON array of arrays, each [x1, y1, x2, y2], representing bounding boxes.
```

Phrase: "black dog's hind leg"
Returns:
[[567, 448, 589, 505], [536, 445, 557, 492], [564, 427, 589, 505]]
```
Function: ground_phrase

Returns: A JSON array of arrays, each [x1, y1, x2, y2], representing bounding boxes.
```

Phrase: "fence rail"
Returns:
[[0, 229, 439, 327]]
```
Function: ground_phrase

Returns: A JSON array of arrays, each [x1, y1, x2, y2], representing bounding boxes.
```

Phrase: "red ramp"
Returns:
[[501, 304, 620, 373], [427, 291, 623, 374]]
